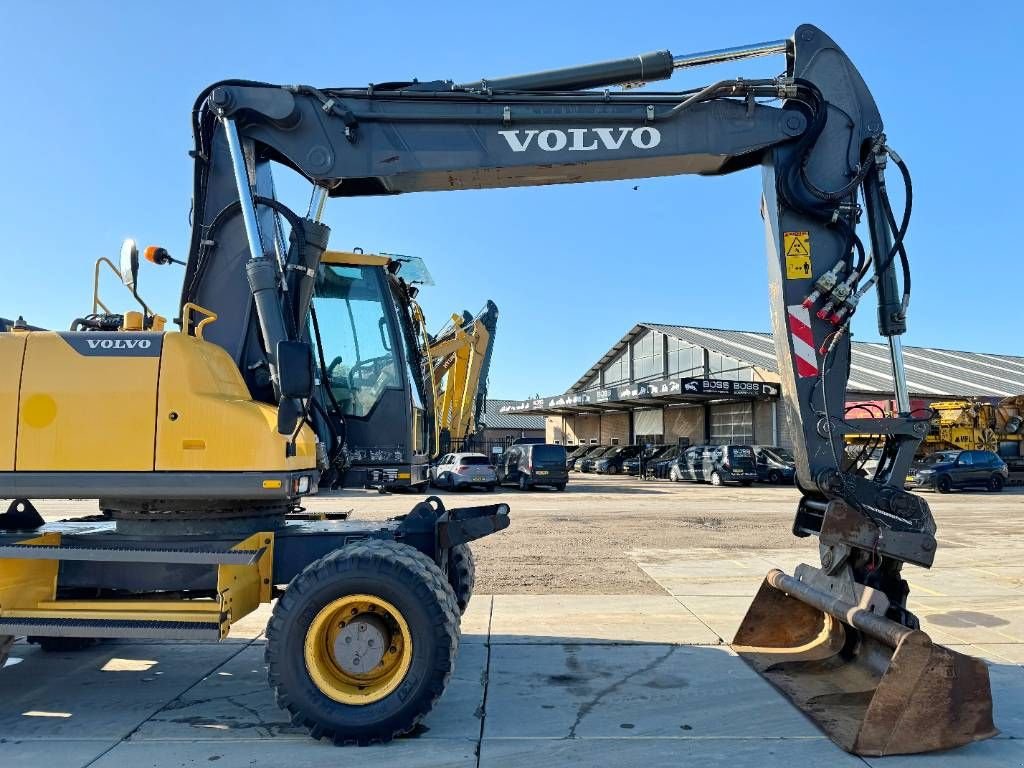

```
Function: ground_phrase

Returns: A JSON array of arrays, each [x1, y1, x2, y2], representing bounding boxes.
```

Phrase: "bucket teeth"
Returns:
[[732, 569, 997, 756]]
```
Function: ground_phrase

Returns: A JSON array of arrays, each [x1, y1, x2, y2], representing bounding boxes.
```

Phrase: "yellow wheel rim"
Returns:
[[304, 594, 413, 705]]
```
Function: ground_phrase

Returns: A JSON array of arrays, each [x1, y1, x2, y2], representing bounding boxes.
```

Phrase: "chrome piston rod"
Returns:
[[672, 39, 789, 71], [888, 335, 911, 414]]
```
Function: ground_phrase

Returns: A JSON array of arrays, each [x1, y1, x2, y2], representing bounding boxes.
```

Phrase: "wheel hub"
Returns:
[[304, 594, 413, 705], [333, 613, 389, 675]]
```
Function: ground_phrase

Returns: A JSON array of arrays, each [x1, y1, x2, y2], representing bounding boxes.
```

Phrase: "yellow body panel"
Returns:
[[17, 333, 159, 470], [0, 333, 27, 470], [155, 333, 316, 471]]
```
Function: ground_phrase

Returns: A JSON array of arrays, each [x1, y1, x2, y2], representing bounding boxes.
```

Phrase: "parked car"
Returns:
[[754, 446, 797, 484], [672, 444, 757, 486], [906, 449, 1008, 493], [593, 445, 643, 474], [648, 445, 681, 479], [569, 445, 605, 471], [430, 452, 497, 491], [497, 443, 569, 490], [565, 445, 593, 468], [579, 445, 618, 473], [623, 445, 669, 475]]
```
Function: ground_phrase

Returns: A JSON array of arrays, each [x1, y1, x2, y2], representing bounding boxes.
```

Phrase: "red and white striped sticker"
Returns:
[[787, 304, 819, 378]]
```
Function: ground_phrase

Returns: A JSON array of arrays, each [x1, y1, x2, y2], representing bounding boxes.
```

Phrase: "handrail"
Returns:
[[181, 302, 218, 340]]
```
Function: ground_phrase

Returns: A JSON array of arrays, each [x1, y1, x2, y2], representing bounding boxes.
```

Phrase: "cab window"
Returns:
[[312, 264, 401, 418]]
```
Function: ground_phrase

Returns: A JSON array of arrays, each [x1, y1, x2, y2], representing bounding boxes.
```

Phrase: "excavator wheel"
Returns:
[[28, 636, 100, 653], [266, 539, 460, 745], [447, 544, 476, 614], [0, 634, 13, 668]]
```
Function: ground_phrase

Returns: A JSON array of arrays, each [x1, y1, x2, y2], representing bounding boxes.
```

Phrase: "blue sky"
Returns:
[[1, 2, 1020, 399]]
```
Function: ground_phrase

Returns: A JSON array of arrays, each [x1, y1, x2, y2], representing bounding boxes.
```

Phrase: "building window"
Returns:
[[602, 349, 630, 386], [611, 437, 620, 445], [632, 330, 664, 381], [590, 438, 598, 444], [667, 338, 703, 377]]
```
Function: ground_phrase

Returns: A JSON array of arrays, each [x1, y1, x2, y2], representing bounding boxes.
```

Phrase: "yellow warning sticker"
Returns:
[[784, 231, 811, 279]]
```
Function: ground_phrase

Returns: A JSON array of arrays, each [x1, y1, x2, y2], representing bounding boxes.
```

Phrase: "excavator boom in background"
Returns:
[[0, 24, 996, 754]]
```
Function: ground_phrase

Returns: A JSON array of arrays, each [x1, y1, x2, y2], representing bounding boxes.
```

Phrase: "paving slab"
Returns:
[[479, 737, 861, 767], [0, 739, 120, 767], [0, 641, 248, 740], [91, 737, 479, 767], [489, 594, 721, 645], [862, 737, 1024, 767], [460, 593, 492, 643], [910, 596, 1024, 643], [130, 641, 487, 741], [484, 643, 819, 739], [672, 595, 758, 642]]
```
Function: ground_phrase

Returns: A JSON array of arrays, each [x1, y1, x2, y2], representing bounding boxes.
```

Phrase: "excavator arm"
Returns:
[[420, 301, 499, 452], [178, 24, 994, 754]]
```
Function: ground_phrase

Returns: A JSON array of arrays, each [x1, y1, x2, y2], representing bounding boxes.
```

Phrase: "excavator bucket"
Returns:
[[733, 568, 996, 756]]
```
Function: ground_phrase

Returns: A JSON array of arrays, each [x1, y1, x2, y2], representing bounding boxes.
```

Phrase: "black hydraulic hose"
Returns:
[[183, 196, 307, 334], [310, 303, 346, 456], [870, 150, 913, 303]]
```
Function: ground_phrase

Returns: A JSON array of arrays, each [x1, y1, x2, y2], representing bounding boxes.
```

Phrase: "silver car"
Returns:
[[430, 452, 497, 491]]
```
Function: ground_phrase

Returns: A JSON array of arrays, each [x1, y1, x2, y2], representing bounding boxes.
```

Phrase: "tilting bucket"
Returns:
[[733, 568, 997, 756]]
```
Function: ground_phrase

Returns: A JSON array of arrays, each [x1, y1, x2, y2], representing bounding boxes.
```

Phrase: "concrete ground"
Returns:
[[3, 476, 1023, 766]]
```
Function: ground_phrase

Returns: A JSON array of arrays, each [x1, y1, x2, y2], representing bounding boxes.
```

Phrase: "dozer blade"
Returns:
[[732, 568, 996, 756]]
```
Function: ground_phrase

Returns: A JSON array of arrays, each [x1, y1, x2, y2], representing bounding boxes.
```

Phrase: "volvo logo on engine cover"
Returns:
[[498, 127, 661, 153], [86, 338, 152, 350], [59, 332, 163, 357]]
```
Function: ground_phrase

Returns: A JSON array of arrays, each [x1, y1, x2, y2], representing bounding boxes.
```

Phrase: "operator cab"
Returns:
[[311, 251, 432, 488]]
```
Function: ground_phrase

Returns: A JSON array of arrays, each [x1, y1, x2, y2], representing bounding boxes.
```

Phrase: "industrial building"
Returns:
[[500, 324, 1024, 450]]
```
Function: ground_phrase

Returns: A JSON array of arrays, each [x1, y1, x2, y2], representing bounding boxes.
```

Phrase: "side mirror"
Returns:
[[277, 341, 315, 399], [120, 238, 140, 290]]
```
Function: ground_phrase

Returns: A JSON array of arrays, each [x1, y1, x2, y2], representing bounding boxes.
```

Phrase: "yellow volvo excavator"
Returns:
[[0, 24, 997, 756]]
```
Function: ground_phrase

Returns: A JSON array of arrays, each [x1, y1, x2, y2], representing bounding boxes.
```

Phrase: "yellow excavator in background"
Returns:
[[415, 301, 499, 455]]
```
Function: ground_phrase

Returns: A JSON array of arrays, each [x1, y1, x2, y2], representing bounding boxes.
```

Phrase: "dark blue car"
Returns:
[[754, 446, 796, 484]]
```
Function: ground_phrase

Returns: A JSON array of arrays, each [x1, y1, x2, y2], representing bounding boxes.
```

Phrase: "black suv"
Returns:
[[624, 445, 669, 476], [906, 450, 1009, 493], [648, 445, 681, 479], [593, 445, 643, 474]]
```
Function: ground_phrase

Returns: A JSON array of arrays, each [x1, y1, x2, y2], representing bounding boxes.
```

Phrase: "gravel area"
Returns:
[[31, 475, 1024, 595]]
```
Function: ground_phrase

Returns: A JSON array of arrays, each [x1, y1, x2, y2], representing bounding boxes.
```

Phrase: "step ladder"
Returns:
[[0, 532, 274, 641]]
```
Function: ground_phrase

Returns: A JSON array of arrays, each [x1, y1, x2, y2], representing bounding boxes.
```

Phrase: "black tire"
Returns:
[[768, 470, 781, 484], [555, 483, 566, 491], [28, 636, 99, 652], [518, 476, 529, 491], [266, 539, 460, 745], [447, 544, 476, 615], [937, 475, 953, 494], [0, 634, 12, 668], [989, 474, 1005, 493]]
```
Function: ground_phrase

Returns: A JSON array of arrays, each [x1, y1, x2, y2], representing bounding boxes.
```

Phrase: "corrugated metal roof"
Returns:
[[482, 399, 545, 430], [572, 324, 1024, 398]]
